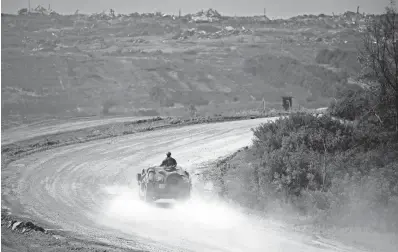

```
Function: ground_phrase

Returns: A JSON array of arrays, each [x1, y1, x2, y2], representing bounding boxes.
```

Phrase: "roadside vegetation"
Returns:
[[203, 2, 398, 242]]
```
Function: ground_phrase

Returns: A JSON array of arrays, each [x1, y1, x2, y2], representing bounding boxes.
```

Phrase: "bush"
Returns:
[[101, 100, 117, 114], [315, 48, 360, 75], [329, 85, 397, 132], [328, 89, 370, 120], [18, 8, 28, 15], [186, 104, 197, 117], [251, 113, 355, 195], [208, 112, 398, 231]]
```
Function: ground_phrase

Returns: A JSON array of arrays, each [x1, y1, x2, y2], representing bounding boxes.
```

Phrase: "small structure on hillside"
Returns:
[[282, 96, 293, 111]]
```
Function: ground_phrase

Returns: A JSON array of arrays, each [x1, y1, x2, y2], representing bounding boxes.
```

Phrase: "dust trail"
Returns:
[[97, 185, 350, 252]]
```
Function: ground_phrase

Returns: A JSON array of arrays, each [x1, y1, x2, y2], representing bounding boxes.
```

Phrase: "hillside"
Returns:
[[1, 8, 365, 129]]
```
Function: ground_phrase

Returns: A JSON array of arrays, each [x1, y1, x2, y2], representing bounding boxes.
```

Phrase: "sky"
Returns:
[[1, 0, 388, 19]]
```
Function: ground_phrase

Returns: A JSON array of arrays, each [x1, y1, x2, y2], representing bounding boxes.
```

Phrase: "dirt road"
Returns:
[[2, 117, 366, 252], [1, 116, 153, 145]]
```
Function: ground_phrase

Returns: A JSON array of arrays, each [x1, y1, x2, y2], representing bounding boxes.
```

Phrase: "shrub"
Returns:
[[101, 100, 117, 114], [208, 112, 398, 231], [329, 85, 397, 132], [251, 113, 355, 196], [18, 8, 28, 15], [315, 48, 360, 75], [186, 104, 197, 117], [328, 88, 370, 120]]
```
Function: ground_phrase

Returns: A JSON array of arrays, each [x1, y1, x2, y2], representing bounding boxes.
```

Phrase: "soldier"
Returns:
[[160, 152, 177, 167]]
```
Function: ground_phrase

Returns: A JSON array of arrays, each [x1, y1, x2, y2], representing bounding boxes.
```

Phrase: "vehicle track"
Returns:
[[2, 118, 366, 252]]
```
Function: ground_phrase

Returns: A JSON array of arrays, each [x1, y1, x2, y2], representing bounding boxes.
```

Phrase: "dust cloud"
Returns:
[[97, 185, 344, 252]]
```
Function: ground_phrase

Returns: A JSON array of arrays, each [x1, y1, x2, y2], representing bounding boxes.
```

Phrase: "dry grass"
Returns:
[[2, 13, 362, 129]]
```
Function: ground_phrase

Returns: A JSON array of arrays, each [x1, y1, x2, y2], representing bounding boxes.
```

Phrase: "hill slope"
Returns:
[[1, 12, 363, 129]]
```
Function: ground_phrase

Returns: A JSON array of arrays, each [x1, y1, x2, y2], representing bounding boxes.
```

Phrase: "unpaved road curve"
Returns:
[[1, 116, 153, 145], [2, 118, 366, 252]]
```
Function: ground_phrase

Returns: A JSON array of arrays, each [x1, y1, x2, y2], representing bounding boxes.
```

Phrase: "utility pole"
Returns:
[[28, 0, 31, 12], [263, 98, 266, 113], [179, 9, 181, 18], [257, 97, 266, 114], [264, 8, 266, 17]]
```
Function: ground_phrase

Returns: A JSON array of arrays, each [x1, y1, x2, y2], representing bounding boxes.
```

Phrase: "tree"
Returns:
[[187, 104, 197, 117], [358, 0, 398, 131], [18, 8, 28, 15]]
